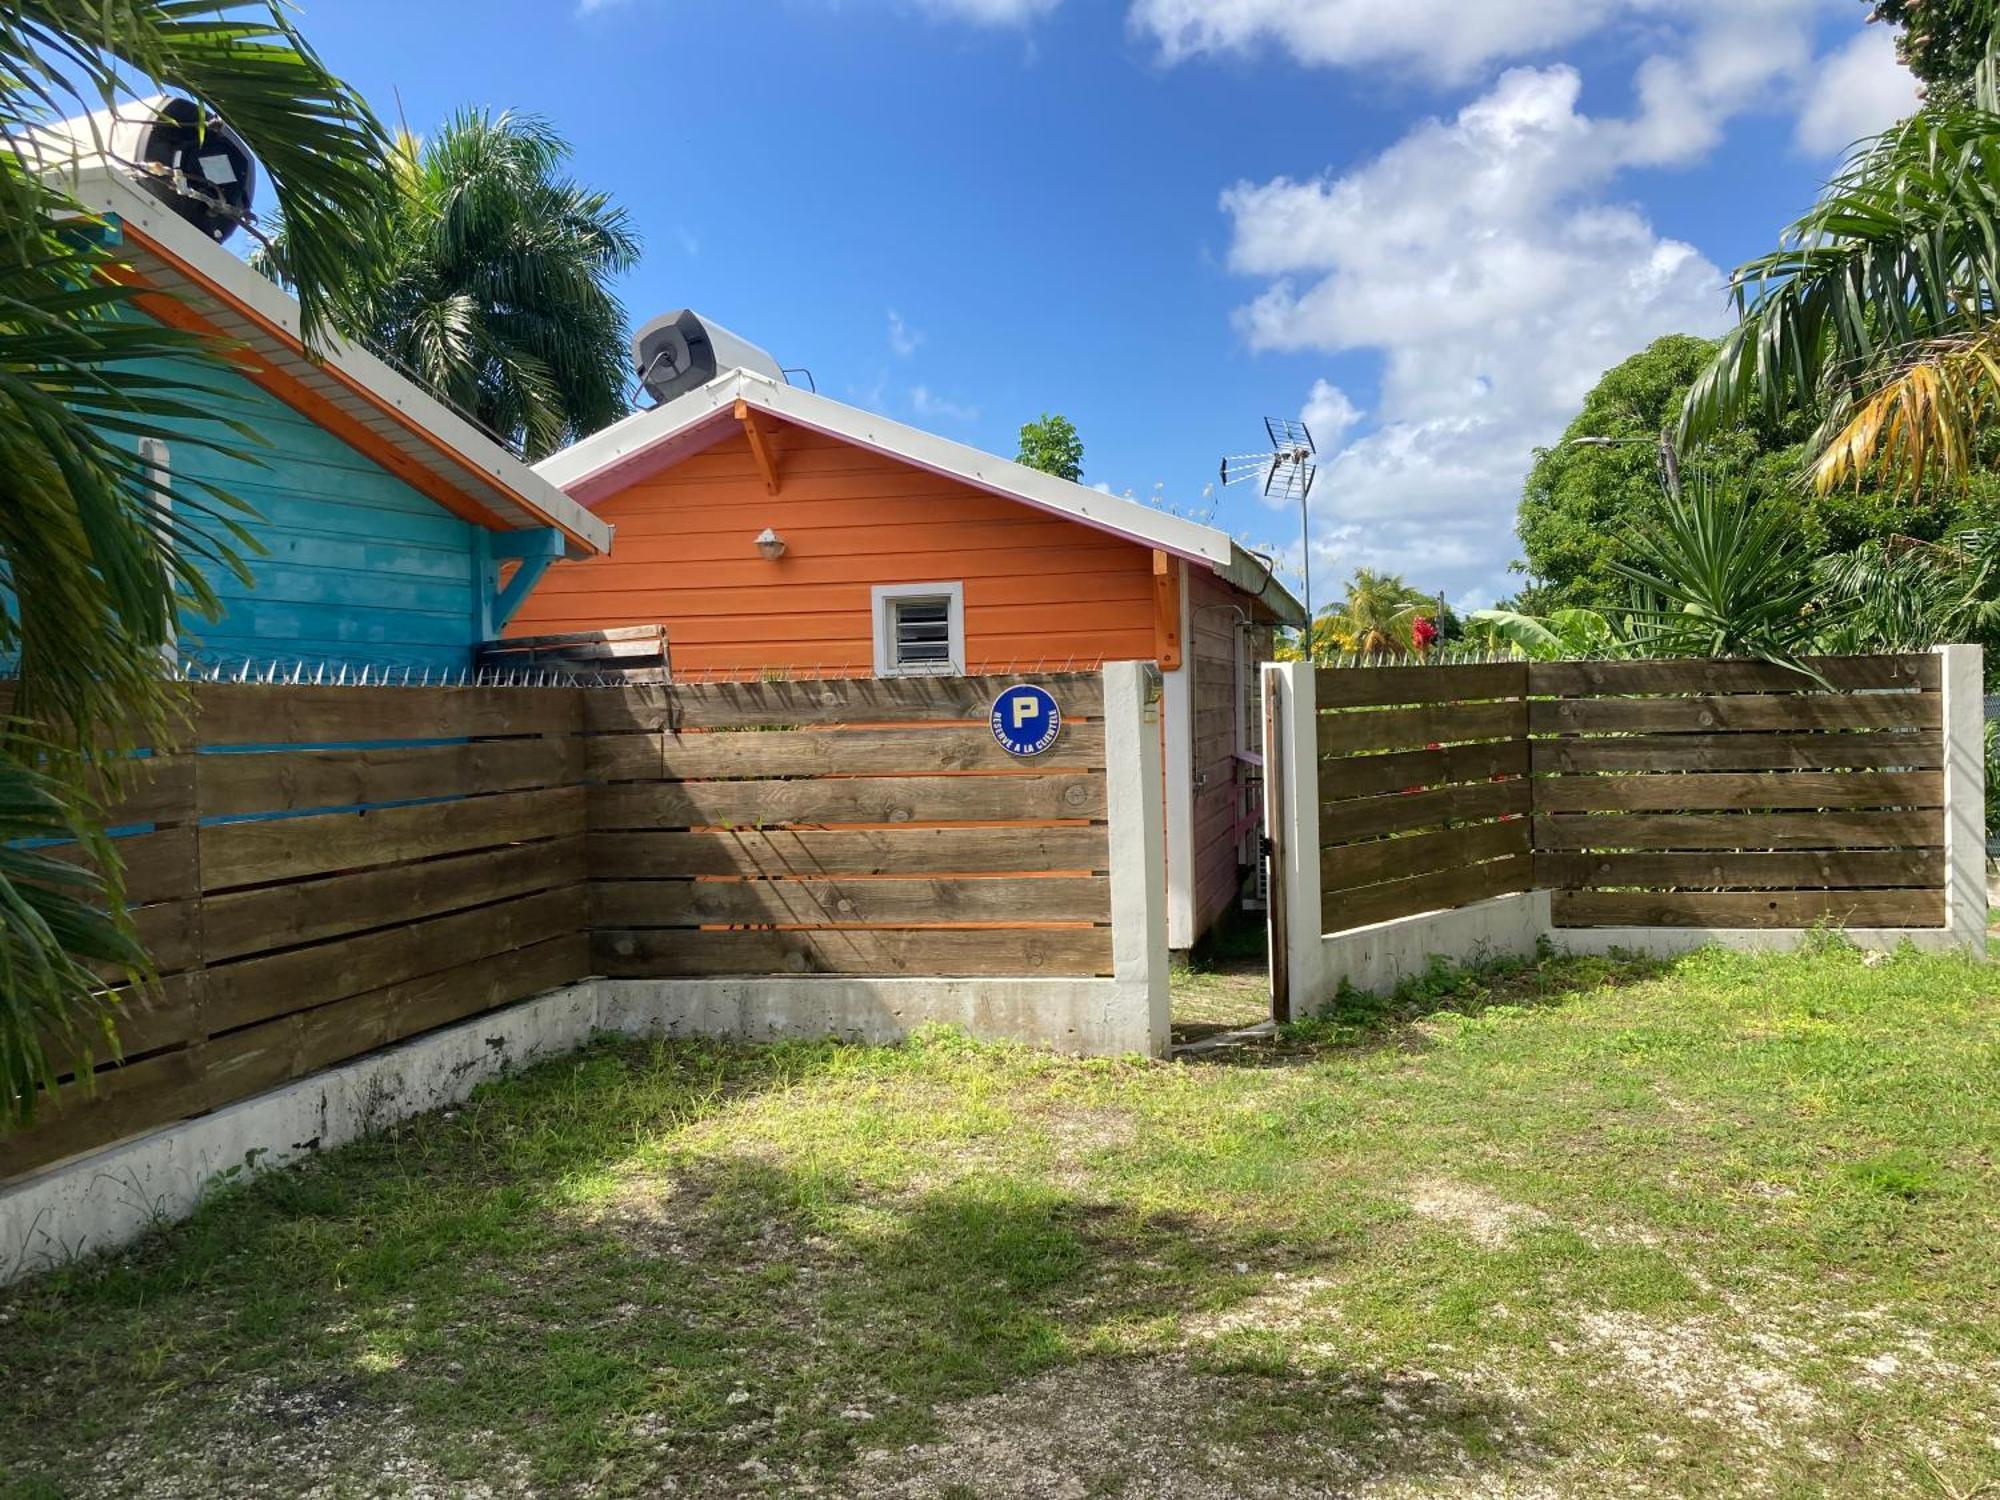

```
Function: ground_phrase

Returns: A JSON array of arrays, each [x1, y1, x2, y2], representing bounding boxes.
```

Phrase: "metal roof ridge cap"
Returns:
[[744, 379, 1233, 564]]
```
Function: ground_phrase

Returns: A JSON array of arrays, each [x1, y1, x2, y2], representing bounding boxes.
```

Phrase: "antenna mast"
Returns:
[[1221, 417, 1318, 652]]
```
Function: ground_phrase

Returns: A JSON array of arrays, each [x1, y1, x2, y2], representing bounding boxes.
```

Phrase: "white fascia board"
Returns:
[[68, 168, 611, 557], [532, 371, 742, 492]]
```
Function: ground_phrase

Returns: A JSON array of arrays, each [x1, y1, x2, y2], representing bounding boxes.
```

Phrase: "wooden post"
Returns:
[[1939, 644, 1989, 954]]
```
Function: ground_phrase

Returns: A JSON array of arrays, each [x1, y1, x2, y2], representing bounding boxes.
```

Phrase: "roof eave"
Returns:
[[63, 166, 612, 557]]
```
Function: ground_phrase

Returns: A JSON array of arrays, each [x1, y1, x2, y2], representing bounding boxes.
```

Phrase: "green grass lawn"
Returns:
[[3, 942, 1998, 1498]]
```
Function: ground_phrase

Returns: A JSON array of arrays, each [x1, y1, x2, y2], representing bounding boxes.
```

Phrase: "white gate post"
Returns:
[[1103, 660, 1170, 1054], [1938, 644, 1988, 954], [1264, 661, 1326, 1020]]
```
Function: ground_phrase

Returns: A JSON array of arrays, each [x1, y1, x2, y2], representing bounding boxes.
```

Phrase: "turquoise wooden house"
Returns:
[[47, 125, 611, 675]]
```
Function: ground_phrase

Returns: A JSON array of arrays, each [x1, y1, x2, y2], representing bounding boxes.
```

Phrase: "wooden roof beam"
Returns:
[[735, 400, 783, 495]]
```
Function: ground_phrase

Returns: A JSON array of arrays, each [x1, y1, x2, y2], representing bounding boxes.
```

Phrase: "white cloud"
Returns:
[[1222, 62, 1732, 603], [1129, 0, 1612, 83], [1796, 24, 1920, 155], [1300, 380, 1362, 450], [911, 385, 981, 421], [887, 309, 924, 357]]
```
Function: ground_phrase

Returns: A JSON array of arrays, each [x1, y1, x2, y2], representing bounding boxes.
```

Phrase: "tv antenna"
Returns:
[[1221, 417, 1318, 636]]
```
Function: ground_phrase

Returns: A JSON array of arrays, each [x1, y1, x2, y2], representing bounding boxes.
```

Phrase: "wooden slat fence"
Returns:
[[583, 673, 1114, 978], [3, 685, 590, 1180], [1316, 663, 1534, 932], [1305, 653, 1949, 936], [4, 670, 1138, 1183], [1530, 655, 1945, 929]]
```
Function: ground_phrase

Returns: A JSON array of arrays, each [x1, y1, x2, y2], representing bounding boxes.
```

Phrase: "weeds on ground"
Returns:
[[2, 943, 1997, 1499]]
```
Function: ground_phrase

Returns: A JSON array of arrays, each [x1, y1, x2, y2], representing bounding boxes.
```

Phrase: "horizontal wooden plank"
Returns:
[[1533, 811, 1942, 851], [199, 785, 585, 890], [1552, 888, 1946, 929], [591, 926, 1112, 978], [491, 625, 667, 649], [589, 826, 1108, 878], [587, 673, 1105, 732], [1537, 849, 1945, 891], [189, 683, 581, 746], [1535, 770, 1942, 814], [202, 886, 583, 1035], [589, 775, 1104, 830], [281, 933, 586, 1089], [202, 836, 586, 962], [195, 737, 581, 817], [1530, 693, 1941, 736], [39, 974, 205, 1080], [45, 826, 197, 907], [1528, 654, 1938, 697], [1320, 779, 1530, 844], [1322, 819, 1530, 894], [101, 756, 197, 826], [637, 723, 1110, 779], [0, 934, 587, 1182], [1321, 740, 1530, 802], [133, 899, 201, 976], [1318, 699, 1525, 757], [1531, 731, 1943, 774], [1313, 662, 1527, 709], [1321, 856, 1531, 934], [0, 1043, 210, 1181], [591, 875, 1110, 927]]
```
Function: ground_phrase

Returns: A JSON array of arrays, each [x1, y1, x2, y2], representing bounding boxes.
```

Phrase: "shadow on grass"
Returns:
[[1183, 945, 1680, 1070], [0, 1034, 1546, 1498]]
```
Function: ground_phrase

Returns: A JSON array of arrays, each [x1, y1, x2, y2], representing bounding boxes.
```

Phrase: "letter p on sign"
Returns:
[[1011, 694, 1036, 729]]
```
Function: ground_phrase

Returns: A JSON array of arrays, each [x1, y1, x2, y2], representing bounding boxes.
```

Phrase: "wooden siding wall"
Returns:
[[1316, 664, 1534, 932], [584, 674, 1114, 977], [507, 425, 1159, 676], [1532, 655, 1945, 928], [3, 685, 587, 1181], [147, 356, 487, 672], [1309, 655, 1947, 936], [1187, 568, 1252, 936]]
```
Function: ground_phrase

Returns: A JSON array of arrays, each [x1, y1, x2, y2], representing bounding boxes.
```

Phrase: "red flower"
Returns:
[[1412, 616, 1439, 649]]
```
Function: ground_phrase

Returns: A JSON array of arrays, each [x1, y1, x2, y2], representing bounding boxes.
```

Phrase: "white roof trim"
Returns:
[[537, 369, 1304, 622], [57, 164, 612, 557]]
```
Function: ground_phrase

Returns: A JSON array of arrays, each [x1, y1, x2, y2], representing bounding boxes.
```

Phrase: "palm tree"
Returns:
[[1313, 569, 1435, 658], [1, 3, 389, 1121], [1680, 33, 2000, 496], [258, 108, 641, 460]]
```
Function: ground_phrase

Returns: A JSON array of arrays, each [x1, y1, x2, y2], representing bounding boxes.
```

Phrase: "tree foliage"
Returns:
[[1868, 0, 1996, 102], [1, 2, 389, 1122], [259, 108, 639, 461], [1515, 336, 1802, 609], [1016, 412, 1084, 482]]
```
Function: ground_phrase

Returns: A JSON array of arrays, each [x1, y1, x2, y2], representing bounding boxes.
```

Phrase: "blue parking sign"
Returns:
[[991, 685, 1062, 757]]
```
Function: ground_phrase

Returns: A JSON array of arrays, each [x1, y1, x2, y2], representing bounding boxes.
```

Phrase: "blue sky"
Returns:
[[292, 0, 1916, 613]]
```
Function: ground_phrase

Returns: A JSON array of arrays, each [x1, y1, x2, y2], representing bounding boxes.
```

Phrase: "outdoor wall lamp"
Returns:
[[754, 526, 787, 561]]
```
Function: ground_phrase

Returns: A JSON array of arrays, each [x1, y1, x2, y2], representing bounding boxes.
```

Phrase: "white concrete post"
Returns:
[[1938, 644, 1988, 954], [1103, 660, 1171, 1054], [1264, 661, 1326, 1019], [1161, 562, 1197, 952]]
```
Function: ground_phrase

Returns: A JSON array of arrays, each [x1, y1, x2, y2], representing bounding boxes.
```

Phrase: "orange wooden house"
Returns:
[[512, 359, 1304, 949]]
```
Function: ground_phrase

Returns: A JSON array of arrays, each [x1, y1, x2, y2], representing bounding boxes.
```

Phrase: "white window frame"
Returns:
[[139, 437, 177, 666], [871, 581, 965, 677]]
